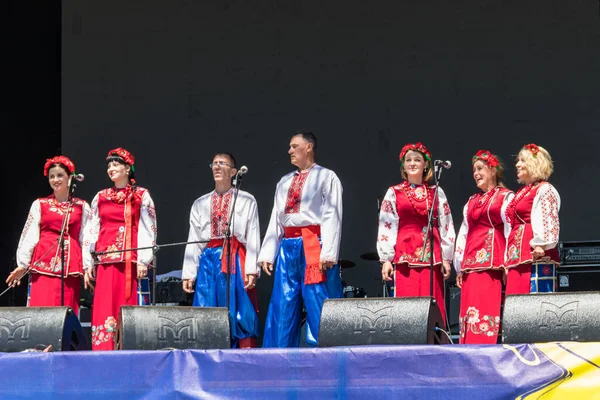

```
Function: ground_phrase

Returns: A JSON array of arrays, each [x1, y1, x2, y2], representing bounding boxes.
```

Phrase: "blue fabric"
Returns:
[[530, 263, 557, 293], [192, 245, 259, 346], [263, 236, 343, 348], [0, 343, 585, 399], [137, 274, 151, 305]]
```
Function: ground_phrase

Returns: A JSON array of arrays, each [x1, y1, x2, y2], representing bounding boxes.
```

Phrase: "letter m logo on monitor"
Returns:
[[158, 316, 197, 342], [538, 301, 579, 329], [0, 317, 32, 341]]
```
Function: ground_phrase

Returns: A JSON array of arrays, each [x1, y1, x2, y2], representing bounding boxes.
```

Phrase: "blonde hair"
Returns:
[[517, 145, 554, 183], [401, 153, 434, 182]]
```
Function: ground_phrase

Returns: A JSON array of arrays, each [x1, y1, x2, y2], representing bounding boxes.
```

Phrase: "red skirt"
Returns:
[[90, 262, 139, 351], [394, 263, 446, 325], [28, 273, 81, 315], [459, 269, 502, 344]]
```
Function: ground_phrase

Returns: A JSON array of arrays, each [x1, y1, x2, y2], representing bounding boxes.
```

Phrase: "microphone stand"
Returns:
[[93, 239, 211, 305], [420, 163, 447, 338], [57, 175, 78, 307], [224, 171, 244, 313]]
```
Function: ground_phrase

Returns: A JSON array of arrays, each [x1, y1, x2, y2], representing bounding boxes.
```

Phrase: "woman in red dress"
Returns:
[[453, 150, 513, 344], [505, 144, 560, 294], [377, 142, 456, 324], [83, 148, 157, 350], [7, 156, 90, 315]]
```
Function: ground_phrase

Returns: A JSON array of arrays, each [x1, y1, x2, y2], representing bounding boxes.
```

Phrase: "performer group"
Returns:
[[6, 131, 560, 349]]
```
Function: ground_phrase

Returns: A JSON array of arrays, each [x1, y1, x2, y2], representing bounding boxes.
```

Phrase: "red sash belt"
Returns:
[[208, 238, 247, 276], [284, 225, 325, 285], [124, 198, 134, 301]]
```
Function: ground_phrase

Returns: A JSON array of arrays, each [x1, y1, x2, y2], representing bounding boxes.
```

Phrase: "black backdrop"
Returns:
[[4, 1, 600, 343]]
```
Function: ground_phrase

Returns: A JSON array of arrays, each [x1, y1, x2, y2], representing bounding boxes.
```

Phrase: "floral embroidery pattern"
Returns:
[[464, 229, 493, 265], [380, 200, 395, 214], [443, 202, 451, 216], [399, 227, 431, 263], [460, 306, 500, 339], [508, 225, 524, 261], [91, 316, 118, 347]]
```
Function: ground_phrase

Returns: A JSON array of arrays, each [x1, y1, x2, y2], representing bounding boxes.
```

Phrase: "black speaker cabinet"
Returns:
[[557, 265, 600, 292], [318, 297, 447, 347], [117, 306, 231, 350], [502, 292, 600, 343], [0, 306, 89, 352]]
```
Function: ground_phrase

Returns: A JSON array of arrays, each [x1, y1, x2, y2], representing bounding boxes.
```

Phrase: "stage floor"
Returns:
[[1, 342, 599, 399]]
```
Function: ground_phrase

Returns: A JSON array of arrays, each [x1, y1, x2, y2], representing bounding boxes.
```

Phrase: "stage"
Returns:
[[1, 342, 599, 399]]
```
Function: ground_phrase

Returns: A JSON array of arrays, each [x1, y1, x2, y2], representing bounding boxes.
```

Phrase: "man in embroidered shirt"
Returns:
[[182, 152, 260, 348], [259, 130, 344, 347]]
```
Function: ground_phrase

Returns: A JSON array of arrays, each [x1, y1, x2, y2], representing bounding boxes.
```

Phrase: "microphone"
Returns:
[[238, 166, 248, 175], [434, 160, 452, 169], [72, 173, 85, 182]]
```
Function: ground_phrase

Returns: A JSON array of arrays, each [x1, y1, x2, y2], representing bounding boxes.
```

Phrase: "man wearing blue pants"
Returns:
[[182, 152, 260, 348], [259, 130, 343, 347]]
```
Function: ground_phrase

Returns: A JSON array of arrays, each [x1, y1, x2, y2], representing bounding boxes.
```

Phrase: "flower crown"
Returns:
[[523, 143, 539, 158], [472, 150, 499, 169], [107, 147, 135, 171], [44, 155, 75, 176], [399, 142, 431, 163]]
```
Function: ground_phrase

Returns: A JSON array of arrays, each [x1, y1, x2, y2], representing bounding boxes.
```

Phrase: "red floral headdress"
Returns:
[[523, 143, 539, 158], [399, 142, 431, 164], [107, 147, 135, 171], [43, 155, 75, 176], [472, 150, 499, 169]]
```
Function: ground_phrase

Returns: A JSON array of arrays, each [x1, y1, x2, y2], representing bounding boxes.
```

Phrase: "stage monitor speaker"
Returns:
[[502, 292, 600, 343], [117, 306, 230, 350], [318, 297, 447, 347], [0, 306, 89, 352]]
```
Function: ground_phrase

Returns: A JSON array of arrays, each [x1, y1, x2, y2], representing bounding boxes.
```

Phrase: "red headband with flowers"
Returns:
[[472, 150, 499, 169], [44, 155, 75, 176], [107, 147, 135, 170], [399, 142, 431, 163], [523, 143, 539, 158]]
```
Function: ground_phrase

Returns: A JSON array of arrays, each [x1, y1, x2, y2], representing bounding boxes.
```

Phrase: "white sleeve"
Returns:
[[78, 201, 92, 269], [453, 202, 469, 274], [244, 198, 261, 276], [181, 201, 206, 281], [82, 193, 100, 271], [257, 186, 284, 266], [501, 191, 514, 262], [319, 172, 343, 263], [16, 200, 41, 269], [137, 190, 157, 266], [437, 187, 456, 262], [530, 183, 560, 250], [377, 188, 399, 263]]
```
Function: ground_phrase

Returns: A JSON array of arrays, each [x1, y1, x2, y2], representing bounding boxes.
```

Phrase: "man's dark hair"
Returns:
[[292, 130, 318, 155], [212, 152, 237, 168]]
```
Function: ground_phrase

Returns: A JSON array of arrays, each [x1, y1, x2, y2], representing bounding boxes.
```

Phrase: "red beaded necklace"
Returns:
[[471, 186, 498, 220], [402, 181, 430, 216], [106, 185, 133, 204], [506, 182, 538, 225]]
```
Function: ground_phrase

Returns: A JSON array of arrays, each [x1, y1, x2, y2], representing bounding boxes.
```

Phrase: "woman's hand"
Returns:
[[532, 246, 545, 260], [6, 267, 26, 287], [441, 261, 452, 280], [456, 273, 463, 288], [137, 264, 148, 279], [381, 261, 394, 281], [84, 267, 96, 291]]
